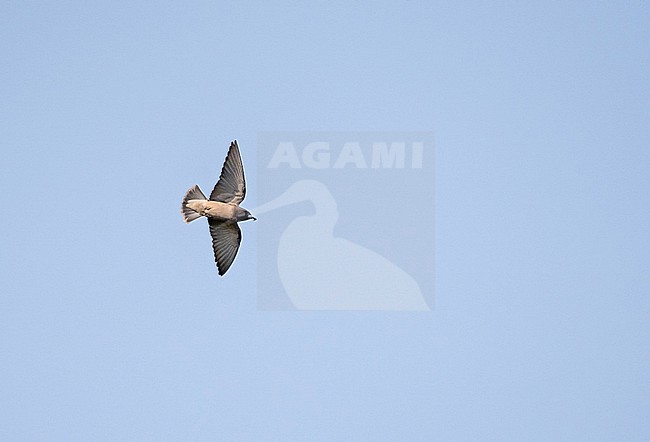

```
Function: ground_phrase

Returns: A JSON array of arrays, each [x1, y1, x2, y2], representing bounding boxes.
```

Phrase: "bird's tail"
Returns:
[[181, 185, 207, 223]]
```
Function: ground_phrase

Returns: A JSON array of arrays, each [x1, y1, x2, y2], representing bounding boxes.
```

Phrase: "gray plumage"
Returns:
[[181, 140, 256, 276]]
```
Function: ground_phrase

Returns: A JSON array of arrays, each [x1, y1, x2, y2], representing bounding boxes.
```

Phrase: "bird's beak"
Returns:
[[251, 216, 257, 221]]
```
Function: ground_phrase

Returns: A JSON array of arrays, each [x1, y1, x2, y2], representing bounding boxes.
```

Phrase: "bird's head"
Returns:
[[236, 208, 256, 222]]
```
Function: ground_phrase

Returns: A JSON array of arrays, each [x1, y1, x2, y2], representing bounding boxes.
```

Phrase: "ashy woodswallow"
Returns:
[[181, 140, 256, 276]]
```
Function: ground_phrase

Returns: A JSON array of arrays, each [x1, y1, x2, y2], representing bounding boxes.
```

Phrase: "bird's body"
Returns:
[[185, 199, 249, 222], [181, 140, 255, 276]]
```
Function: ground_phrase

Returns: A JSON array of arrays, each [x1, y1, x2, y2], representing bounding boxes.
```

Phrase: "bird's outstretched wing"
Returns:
[[208, 219, 242, 276], [210, 140, 246, 204]]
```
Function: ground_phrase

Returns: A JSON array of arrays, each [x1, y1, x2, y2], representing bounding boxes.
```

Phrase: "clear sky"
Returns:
[[1, 1, 649, 440]]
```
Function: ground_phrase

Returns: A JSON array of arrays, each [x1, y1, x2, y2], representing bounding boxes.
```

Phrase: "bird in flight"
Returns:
[[181, 140, 256, 276]]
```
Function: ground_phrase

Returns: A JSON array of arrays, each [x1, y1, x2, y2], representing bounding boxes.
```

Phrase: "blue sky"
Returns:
[[1, 1, 649, 440]]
